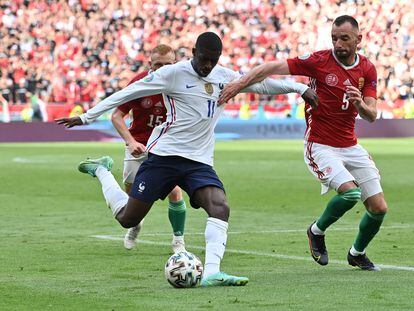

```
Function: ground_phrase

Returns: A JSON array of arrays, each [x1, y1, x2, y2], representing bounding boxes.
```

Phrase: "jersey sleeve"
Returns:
[[287, 53, 322, 77], [80, 66, 174, 124], [362, 64, 377, 99], [116, 71, 148, 114], [242, 78, 308, 95], [225, 68, 308, 96]]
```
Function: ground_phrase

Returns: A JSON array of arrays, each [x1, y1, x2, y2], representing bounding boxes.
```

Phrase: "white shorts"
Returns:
[[304, 141, 382, 202], [123, 148, 148, 185]]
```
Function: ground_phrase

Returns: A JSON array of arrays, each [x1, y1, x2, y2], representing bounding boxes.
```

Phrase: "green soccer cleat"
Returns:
[[78, 156, 114, 177], [200, 272, 249, 287]]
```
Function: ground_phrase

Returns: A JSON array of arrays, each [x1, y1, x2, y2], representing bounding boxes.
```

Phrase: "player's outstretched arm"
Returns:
[[219, 60, 290, 104], [241, 78, 319, 110], [55, 116, 83, 128]]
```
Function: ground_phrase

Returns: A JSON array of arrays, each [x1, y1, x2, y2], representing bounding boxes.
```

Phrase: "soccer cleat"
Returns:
[[347, 250, 381, 271], [171, 235, 186, 253], [78, 156, 114, 177], [123, 220, 143, 250], [200, 272, 249, 287], [307, 222, 329, 265]]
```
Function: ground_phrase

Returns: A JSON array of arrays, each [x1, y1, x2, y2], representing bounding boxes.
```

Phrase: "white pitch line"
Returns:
[[91, 235, 414, 272], [92, 224, 413, 237]]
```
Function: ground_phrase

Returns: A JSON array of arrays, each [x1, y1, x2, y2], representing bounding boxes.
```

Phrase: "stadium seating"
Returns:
[[0, 0, 413, 120]]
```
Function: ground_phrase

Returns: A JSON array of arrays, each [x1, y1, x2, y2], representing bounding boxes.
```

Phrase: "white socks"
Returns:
[[311, 222, 325, 235], [95, 166, 129, 216], [350, 245, 365, 256], [204, 217, 228, 277]]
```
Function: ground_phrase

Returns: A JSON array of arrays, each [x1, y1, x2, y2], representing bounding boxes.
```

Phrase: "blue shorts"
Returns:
[[130, 154, 225, 208]]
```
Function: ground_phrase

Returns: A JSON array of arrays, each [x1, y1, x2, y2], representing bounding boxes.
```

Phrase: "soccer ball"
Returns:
[[164, 251, 203, 288]]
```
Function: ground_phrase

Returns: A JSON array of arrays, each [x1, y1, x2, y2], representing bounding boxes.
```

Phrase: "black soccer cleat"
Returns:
[[307, 222, 328, 265], [347, 250, 381, 271]]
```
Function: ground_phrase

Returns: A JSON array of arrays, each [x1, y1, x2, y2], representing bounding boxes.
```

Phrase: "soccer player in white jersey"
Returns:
[[56, 32, 318, 286]]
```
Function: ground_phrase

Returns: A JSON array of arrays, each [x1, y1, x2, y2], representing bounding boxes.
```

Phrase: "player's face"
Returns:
[[150, 52, 175, 71], [192, 48, 221, 77], [331, 22, 362, 62]]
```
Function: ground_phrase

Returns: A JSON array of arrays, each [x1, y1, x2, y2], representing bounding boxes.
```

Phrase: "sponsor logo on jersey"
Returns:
[[154, 101, 163, 107], [143, 73, 154, 82], [358, 77, 365, 90], [204, 83, 213, 95], [138, 182, 146, 193], [343, 79, 352, 86], [141, 98, 153, 109], [299, 53, 311, 60], [186, 84, 197, 89], [325, 73, 338, 86]]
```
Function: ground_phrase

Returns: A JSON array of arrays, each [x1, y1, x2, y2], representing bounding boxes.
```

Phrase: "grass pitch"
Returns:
[[1, 139, 413, 310]]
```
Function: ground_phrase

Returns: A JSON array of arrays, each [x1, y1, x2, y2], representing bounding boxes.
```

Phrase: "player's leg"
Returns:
[[347, 150, 386, 270], [122, 151, 145, 250], [167, 186, 187, 253], [304, 142, 361, 265], [182, 165, 248, 287], [78, 156, 153, 228]]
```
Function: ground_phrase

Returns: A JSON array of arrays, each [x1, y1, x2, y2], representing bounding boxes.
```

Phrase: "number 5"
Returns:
[[342, 93, 349, 110]]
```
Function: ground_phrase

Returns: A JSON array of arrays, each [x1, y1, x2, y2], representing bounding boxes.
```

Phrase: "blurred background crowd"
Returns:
[[0, 0, 413, 121]]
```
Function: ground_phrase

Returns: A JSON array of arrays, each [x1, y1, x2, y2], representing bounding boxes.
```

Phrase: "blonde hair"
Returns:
[[151, 44, 174, 56]]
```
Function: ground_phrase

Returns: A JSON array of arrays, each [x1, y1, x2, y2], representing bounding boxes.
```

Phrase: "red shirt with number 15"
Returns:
[[117, 71, 167, 144], [287, 49, 377, 147]]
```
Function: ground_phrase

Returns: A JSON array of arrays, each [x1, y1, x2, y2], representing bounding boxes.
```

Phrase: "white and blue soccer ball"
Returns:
[[164, 251, 203, 288]]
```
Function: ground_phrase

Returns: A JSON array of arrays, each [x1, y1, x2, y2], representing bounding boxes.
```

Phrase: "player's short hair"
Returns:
[[333, 15, 359, 29], [151, 44, 174, 56], [195, 32, 222, 53]]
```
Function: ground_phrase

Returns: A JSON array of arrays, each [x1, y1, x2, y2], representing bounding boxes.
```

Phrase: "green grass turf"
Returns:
[[0, 139, 413, 310]]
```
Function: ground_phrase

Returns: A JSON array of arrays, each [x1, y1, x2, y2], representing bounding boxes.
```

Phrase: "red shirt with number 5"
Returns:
[[287, 49, 377, 147]]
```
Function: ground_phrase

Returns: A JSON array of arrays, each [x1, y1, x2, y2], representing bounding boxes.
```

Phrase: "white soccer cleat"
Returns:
[[171, 235, 186, 253], [123, 220, 143, 250]]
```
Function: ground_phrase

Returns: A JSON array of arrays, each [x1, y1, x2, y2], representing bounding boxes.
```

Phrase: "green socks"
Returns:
[[168, 199, 186, 236], [353, 210, 385, 252], [316, 188, 361, 231]]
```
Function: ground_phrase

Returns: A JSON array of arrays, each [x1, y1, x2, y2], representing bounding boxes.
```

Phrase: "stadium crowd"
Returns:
[[0, 0, 413, 120]]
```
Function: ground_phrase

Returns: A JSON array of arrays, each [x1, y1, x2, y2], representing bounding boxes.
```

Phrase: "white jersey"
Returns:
[[80, 60, 308, 166]]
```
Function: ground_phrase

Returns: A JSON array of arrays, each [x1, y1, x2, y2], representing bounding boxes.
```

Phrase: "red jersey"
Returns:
[[287, 50, 377, 147], [117, 71, 167, 144]]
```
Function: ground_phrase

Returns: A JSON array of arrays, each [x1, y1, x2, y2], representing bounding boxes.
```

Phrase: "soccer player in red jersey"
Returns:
[[111, 45, 187, 252], [219, 15, 387, 271]]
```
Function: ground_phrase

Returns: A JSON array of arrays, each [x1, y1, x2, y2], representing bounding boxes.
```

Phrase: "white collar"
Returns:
[[331, 49, 360, 70]]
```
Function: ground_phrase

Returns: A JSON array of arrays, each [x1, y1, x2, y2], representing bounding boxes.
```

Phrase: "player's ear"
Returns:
[[357, 34, 362, 45]]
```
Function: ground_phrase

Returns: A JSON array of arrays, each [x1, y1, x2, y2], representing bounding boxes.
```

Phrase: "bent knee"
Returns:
[[370, 201, 388, 214], [168, 186, 183, 202]]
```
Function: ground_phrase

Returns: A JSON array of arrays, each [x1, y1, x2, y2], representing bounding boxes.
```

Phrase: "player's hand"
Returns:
[[127, 140, 146, 158], [346, 86, 363, 107], [218, 80, 245, 105], [55, 116, 83, 128], [301, 88, 319, 110]]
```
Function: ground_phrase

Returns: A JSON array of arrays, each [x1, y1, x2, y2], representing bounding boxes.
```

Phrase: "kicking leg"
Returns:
[[192, 186, 248, 287], [78, 156, 153, 228]]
